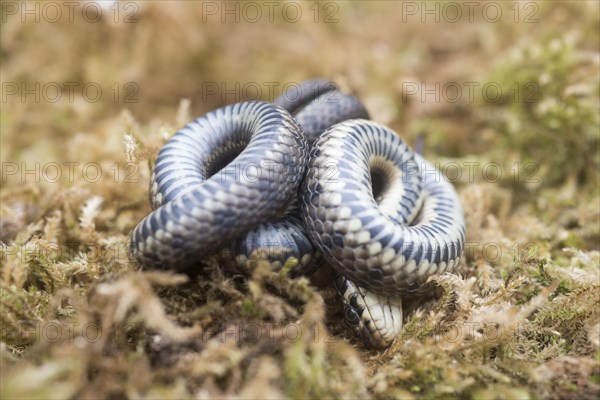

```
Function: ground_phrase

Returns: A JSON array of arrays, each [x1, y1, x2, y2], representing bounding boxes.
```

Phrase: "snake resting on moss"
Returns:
[[129, 79, 466, 349]]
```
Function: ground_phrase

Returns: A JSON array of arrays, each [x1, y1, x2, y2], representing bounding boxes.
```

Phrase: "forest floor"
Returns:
[[1, 1, 599, 399]]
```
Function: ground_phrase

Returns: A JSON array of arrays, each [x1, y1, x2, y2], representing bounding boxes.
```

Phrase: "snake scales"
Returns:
[[130, 80, 466, 348]]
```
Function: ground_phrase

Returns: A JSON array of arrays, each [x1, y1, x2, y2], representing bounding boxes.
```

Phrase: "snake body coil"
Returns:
[[301, 121, 465, 296], [130, 102, 308, 271], [130, 80, 465, 349], [227, 80, 368, 272]]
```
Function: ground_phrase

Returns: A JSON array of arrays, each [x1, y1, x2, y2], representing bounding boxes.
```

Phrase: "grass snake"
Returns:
[[129, 80, 466, 348]]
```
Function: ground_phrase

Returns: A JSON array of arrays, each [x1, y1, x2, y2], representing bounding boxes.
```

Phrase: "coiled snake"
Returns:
[[130, 80, 466, 348]]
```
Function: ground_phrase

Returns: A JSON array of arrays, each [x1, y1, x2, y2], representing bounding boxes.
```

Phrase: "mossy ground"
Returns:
[[1, 1, 599, 399]]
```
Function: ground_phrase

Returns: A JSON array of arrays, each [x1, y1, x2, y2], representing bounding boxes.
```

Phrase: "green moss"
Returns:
[[482, 35, 600, 186], [1, 1, 599, 398], [240, 298, 262, 319]]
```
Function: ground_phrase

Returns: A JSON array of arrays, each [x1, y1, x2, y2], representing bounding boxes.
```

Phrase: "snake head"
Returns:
[[335, 273, 403, 349]]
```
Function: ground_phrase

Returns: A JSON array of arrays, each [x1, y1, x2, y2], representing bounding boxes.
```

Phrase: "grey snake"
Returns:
[[129, 80, 466, 348]]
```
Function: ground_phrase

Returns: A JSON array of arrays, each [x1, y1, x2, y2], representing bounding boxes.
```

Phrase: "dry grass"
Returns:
[[1, 1, 599, 399]]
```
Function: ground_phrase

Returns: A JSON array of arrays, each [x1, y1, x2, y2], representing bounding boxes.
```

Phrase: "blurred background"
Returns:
[[2, 1, 598, 180]]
